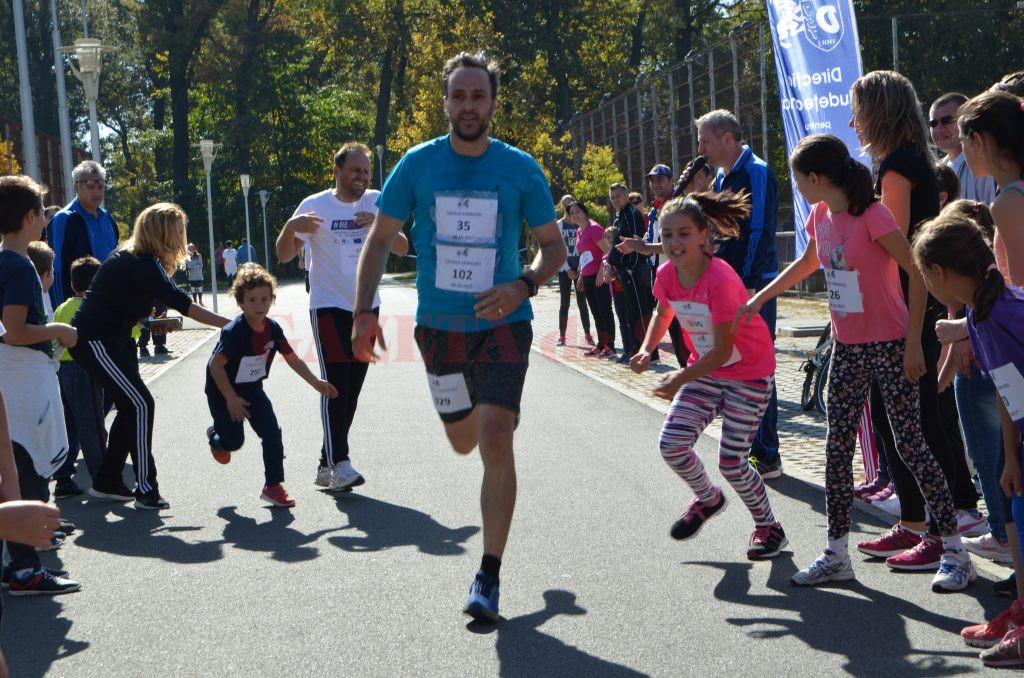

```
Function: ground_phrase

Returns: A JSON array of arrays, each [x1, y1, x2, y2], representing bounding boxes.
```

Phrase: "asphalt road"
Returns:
[[4, 279, 1006, 676]]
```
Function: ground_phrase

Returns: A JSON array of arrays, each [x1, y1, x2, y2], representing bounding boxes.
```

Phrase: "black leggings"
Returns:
[[311, 308, 371, 467], [871, 307, 977, 527], [557, 271, 590, 337], [581, 274, 615, 350]]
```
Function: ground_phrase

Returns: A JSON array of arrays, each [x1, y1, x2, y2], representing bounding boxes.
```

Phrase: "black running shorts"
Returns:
[[414, 321, 532, 423]]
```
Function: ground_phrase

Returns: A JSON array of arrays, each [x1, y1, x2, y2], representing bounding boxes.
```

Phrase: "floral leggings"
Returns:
[[825, 339, 956, 539], [659, 375, 776, 526]]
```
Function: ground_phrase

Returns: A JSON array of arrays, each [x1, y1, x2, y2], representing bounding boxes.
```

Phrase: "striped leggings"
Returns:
[[659, 375, 776, 526]]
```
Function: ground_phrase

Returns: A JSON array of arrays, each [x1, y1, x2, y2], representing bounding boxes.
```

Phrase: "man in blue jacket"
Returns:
[[697, 109, 782, 480], [47, 161, 119, 306]]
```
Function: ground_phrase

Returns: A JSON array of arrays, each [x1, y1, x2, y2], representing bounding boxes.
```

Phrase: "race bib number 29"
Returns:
[[427, 372, 472, 414]]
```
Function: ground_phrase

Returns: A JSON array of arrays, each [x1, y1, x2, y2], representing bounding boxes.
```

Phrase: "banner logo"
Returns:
[[776, 0, 845, 53]]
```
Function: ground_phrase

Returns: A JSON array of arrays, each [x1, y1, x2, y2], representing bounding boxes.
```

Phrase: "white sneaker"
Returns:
[[874, 494, 902, 517], [314, 465, 332, 487], [791, 550, 855, 586], [932, 551, 977, 593], [329, 460, 365, 491], [964, 532, 1014, 565], [957, 509, 988, 537]]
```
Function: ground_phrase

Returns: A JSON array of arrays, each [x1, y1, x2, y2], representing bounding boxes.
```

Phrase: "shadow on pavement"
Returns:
[[63, 504, 225, 564], [327, 493, 479, 556], [3, 596, 89, 678], [692, 559, 982, 677], [217, 505, 343, 562], [467, 590, 647, 677]]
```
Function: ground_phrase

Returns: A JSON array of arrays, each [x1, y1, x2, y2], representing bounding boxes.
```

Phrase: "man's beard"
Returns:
[[450, 112, 491, 142]]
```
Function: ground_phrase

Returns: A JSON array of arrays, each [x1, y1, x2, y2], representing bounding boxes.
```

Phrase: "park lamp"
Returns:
[[240, 173, 251, 197], [199, 139, 217, 172], [60, 38, 112, 101]]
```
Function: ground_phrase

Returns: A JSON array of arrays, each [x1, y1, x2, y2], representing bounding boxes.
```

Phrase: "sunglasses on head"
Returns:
[[928, 115, 955, 128], [76, 179, 105, 189]]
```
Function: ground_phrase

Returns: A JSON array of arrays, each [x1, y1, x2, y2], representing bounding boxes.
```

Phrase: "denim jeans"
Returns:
[[750, 293, 778, 462], [955, 366, 1009, 540], [55, 361, 107, 482], [207, 386, 284, 486]]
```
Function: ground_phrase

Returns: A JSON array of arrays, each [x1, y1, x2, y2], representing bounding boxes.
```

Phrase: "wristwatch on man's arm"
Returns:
[[517, 274, 539, 298]]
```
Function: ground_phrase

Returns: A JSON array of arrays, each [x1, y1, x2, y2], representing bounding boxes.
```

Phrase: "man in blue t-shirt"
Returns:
[[352, 52, 566, 623]]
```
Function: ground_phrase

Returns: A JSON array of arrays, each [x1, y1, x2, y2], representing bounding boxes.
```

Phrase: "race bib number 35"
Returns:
[[435, 244, 495, 293], [427, 372, 473, 414], [436, 196, 498, 244]]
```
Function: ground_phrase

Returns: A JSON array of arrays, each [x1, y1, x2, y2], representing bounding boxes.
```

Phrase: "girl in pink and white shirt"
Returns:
[[630, 191, 785, 561]]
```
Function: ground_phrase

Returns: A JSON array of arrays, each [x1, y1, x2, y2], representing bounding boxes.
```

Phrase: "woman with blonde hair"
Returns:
[[69, 202, 230, 510], [849, 71, 982, 572]]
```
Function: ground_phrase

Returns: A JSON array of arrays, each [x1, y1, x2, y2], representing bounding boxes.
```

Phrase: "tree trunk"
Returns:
[[629, 0, 648, 68], [674, 0, 694, 63]]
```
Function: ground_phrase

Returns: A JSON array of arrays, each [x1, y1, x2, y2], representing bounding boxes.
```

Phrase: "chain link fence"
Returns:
[[571, 7, 1024, 280]]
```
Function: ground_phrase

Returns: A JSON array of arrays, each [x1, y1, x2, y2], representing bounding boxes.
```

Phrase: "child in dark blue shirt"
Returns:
[[206, 263, 337, 507]]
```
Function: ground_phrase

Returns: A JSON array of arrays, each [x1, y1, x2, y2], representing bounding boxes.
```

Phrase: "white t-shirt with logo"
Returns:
[[292, 188, 382, 311]]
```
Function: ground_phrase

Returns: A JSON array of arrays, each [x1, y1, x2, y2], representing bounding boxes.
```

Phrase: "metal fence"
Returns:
[[569, 7, 1024, 280]]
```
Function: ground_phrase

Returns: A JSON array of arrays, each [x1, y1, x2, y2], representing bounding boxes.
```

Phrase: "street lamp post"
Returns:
[[374, 144, 385, 189], [60, 38, 113, 163], [199, 139, 221, 312], [240, 174, 253, 265], [258, 189, 270, 267]]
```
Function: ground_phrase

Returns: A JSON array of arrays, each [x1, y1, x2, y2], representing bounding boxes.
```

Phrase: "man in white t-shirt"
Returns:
[[222, 241, 238, 284], [275, 142, 409, 491]]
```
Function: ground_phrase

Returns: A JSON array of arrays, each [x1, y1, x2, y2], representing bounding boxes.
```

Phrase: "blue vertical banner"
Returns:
[[766, 0, 865, 256]]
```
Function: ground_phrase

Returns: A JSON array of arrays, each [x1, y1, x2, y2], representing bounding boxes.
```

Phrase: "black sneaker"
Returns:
[[996, 572, 1017, 597], [749, 455, 783, 480], [59, 517, 76, 535], [53, 478, 84, 498], [1, 564, 68, 589], [670, 489, 727, 540], [139, 346, 150, 357], [747, 522, 789, 560], [134, 491, 170, 510], [89, 481, 136, 502], [154, 345, 170, 355], [8, 567, 81, 596]]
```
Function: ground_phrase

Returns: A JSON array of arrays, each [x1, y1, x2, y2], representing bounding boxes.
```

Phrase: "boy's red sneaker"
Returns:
[[207, 426, 230, 464], [261, 483, 296, 508]]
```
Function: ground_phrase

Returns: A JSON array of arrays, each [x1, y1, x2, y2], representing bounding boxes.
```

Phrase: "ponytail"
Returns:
[[791, 134, 876, 216], [660, 190, 751, 253], [912, 214, 1005, 323]]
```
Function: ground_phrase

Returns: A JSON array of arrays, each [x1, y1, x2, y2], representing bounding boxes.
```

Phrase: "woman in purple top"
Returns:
[[914, 213, 1024, 667]]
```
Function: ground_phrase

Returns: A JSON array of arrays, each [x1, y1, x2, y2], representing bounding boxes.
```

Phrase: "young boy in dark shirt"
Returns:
[[0, 175, 80, 595], [206, 263, 337, 507]]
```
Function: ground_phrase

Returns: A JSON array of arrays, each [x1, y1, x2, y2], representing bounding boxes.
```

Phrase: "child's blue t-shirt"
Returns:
[[205, 315, 293, 397], [376, 135, 556, 332], [967, 284, 1024, 438], [0, 250, 52, 356]]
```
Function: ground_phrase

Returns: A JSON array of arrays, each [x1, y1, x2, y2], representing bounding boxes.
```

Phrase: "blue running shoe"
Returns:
[[464, 570, 500, 622]]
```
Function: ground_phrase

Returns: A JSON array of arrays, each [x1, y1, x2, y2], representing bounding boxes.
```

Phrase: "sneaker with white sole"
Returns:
[[873, 494, 902, 517], [931, 551, 977, 593], [962, 600, 1024, 648], [314, 464, 332, 487], [964, 532, 1014, 565], [791, 550, 855, 586], [328, 460, 364, 492], [957, 509, 988, 537], [886, 536, 943, 571], [857, 525, 922, 558]]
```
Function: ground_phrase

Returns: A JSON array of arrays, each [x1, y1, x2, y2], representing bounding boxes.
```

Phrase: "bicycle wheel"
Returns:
[[814, 348, 831, 417]]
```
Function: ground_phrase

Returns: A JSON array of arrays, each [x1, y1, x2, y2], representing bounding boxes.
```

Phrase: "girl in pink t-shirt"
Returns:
[[630, 191, 786, 561], [570, 202, 616, 356], [739, 134, 970, 591]]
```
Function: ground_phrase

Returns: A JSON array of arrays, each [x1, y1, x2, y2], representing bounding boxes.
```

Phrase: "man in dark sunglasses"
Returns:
[[46, 160, 120, 305], [929, 92, 996, 206]]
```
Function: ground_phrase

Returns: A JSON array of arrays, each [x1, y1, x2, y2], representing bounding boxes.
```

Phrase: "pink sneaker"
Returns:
[[854, 477, 887, 499], [962, 600, 1024, 648], [886, 536, 943, 571], [585, 334, 596, 346], [857, 525, 922, 558], [865, 483, 895, 504]]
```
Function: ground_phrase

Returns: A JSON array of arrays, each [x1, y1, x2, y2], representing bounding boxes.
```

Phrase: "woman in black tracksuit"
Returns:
[[70, 202, 229, 509]]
